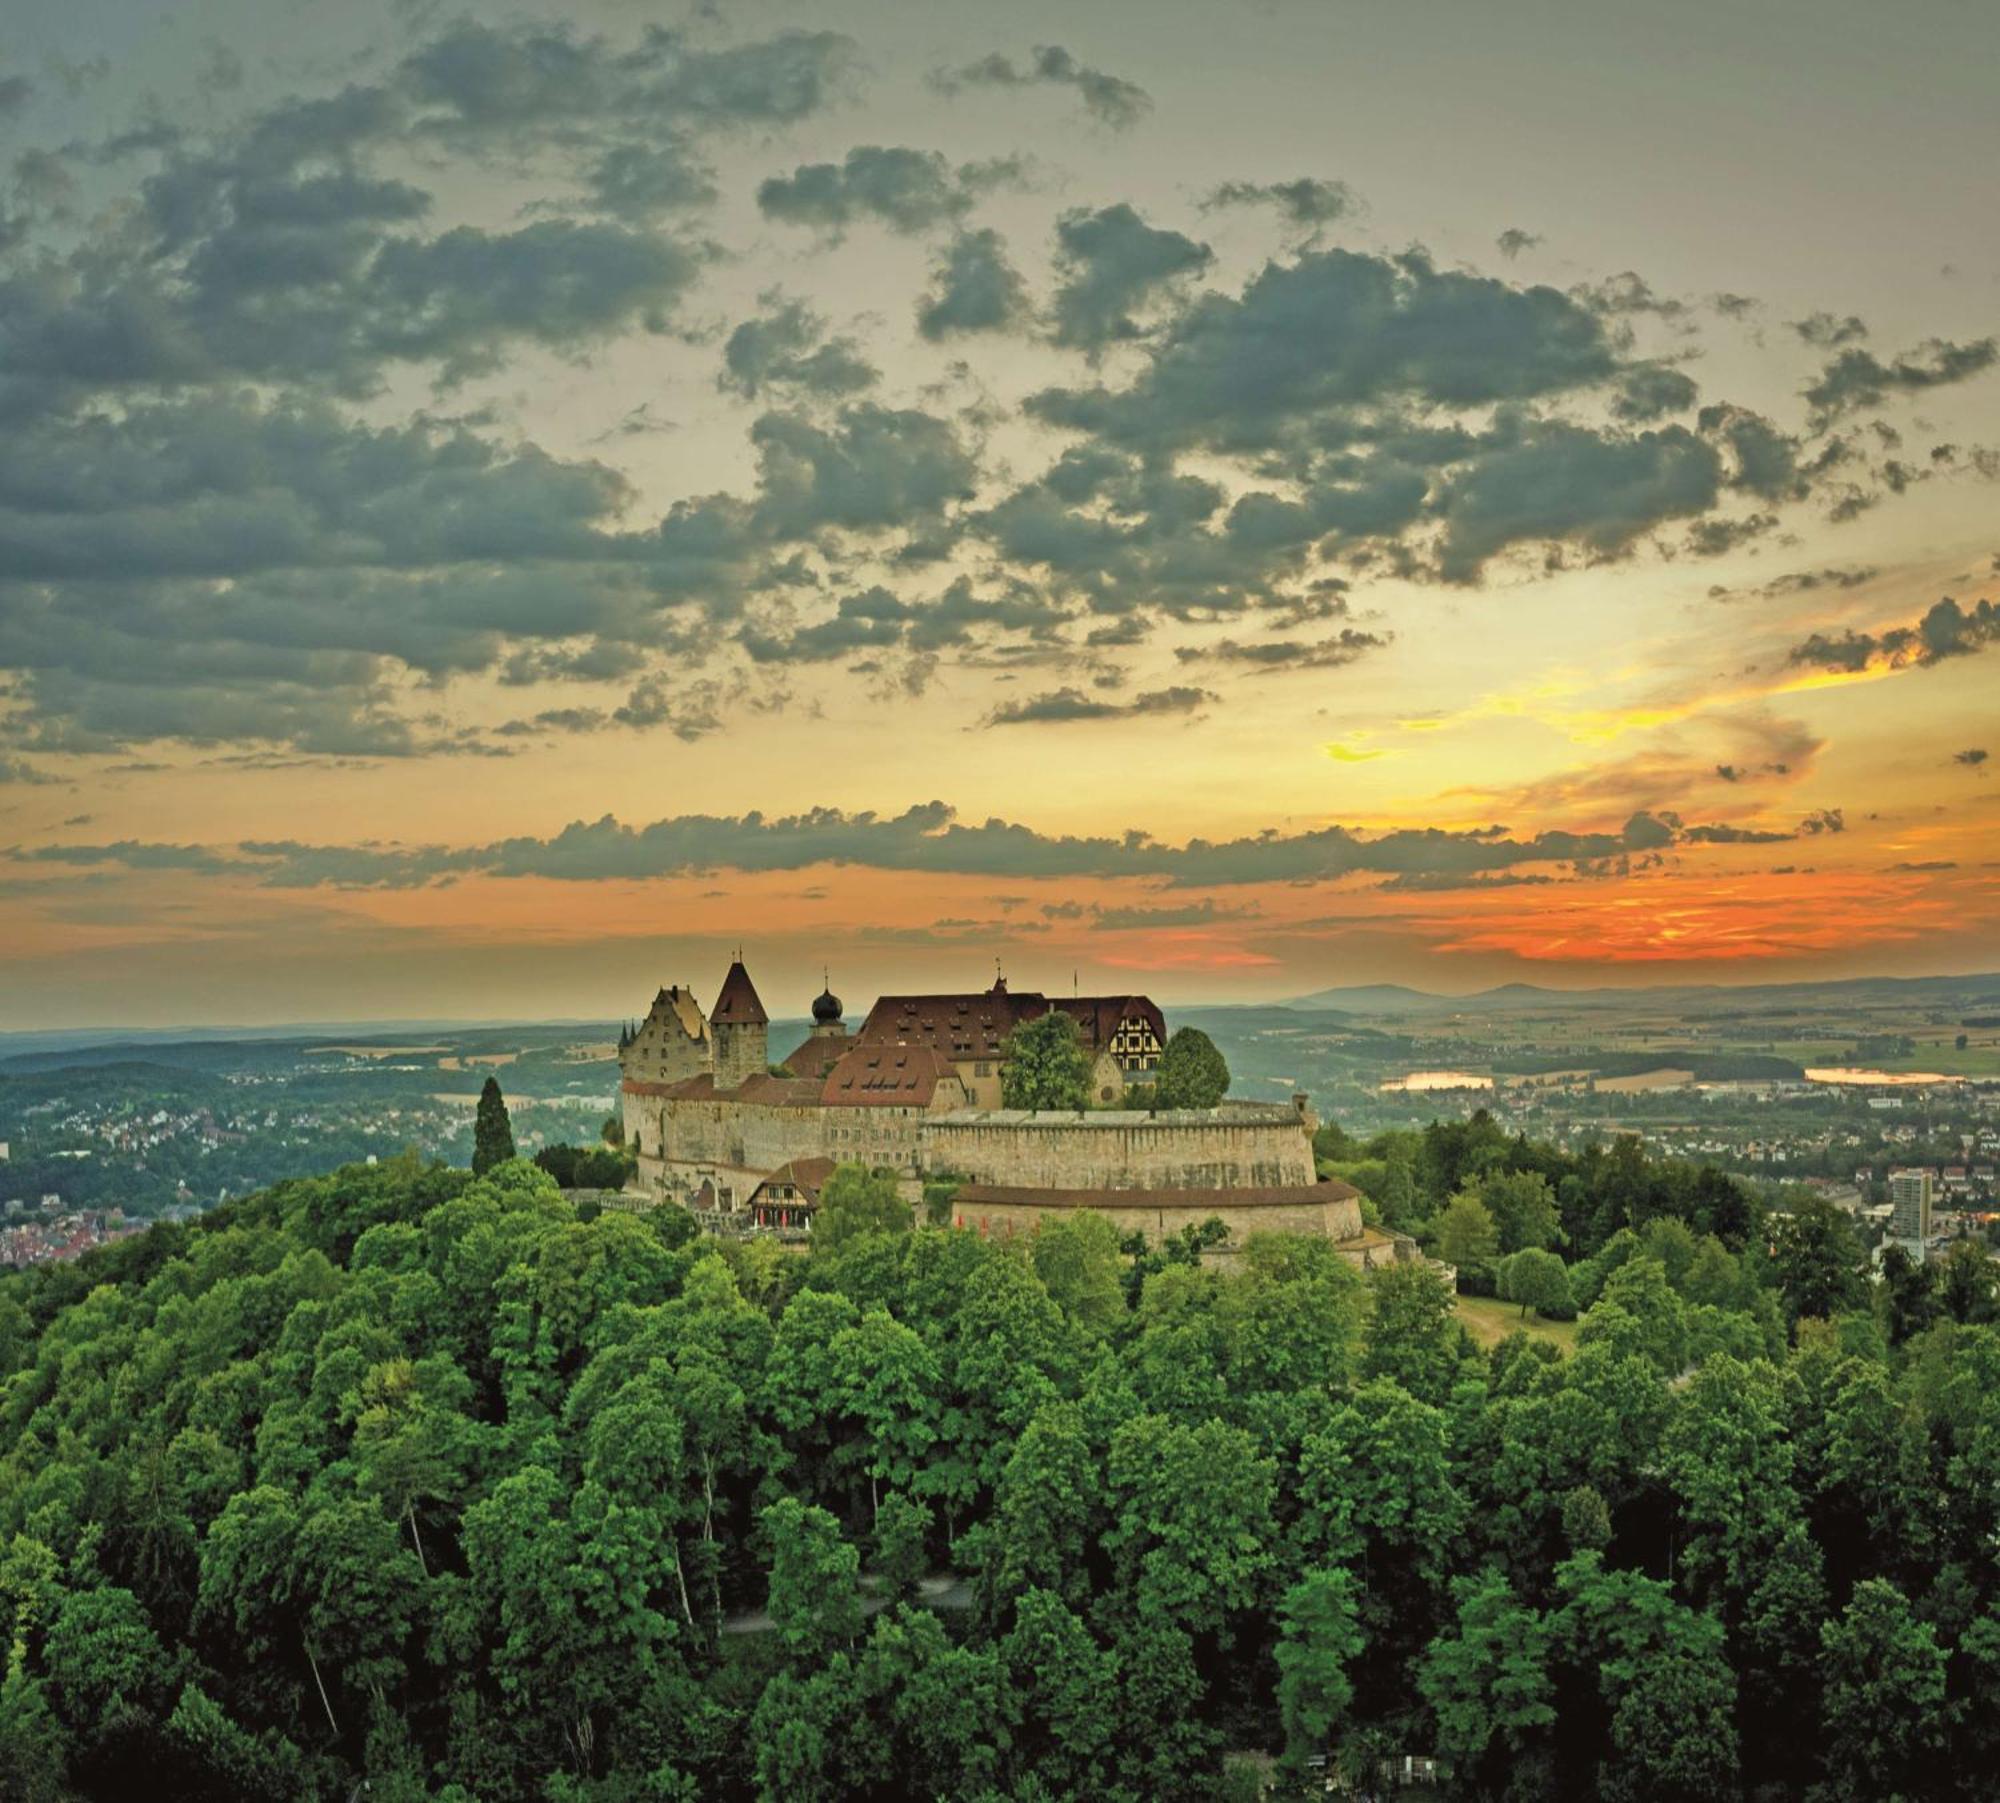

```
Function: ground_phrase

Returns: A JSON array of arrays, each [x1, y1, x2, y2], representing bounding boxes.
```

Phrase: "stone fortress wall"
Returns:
[[630, 1089, 1325, 1218], [921, 1100, 1320, 1192], [949, 1185, 1365, 1251], [630, 1089, 937, 1208]]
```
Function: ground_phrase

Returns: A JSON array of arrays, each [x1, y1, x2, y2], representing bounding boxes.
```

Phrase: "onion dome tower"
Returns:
[[810, 978, 844, 1038]]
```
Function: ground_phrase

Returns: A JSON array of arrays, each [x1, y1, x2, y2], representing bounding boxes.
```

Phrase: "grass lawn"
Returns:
[[1454, 1291, 1580, 1354]]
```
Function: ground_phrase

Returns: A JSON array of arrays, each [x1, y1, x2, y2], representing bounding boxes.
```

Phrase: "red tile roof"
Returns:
[[855, 981, 1163, 1061], [821, 1043, 964, 1107], [634, 1071, 823, 1107], [756, 1156, 838, 1203], [712, 959, 769, 1026], [779, 1032, 851, 1081]]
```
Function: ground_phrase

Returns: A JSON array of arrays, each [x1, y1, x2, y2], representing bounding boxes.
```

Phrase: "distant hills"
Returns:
[[1283, 972, 2000, 1016]]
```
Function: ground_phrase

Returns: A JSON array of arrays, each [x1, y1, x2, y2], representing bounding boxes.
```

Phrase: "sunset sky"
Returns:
[[1, 0, 1996, 1028]]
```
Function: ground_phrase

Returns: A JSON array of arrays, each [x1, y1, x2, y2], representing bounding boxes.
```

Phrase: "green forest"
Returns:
[[1, 1118, 1996, 1800]]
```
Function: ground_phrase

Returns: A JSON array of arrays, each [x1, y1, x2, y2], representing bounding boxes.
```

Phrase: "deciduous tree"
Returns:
[[1152, 1027, 1231, 1110], [1499, 1248, 1574, 1320], [1000, 1011, 1092, 1111]]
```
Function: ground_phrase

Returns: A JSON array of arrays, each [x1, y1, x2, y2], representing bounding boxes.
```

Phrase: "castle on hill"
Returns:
[[618, 956, 1413, 1270]]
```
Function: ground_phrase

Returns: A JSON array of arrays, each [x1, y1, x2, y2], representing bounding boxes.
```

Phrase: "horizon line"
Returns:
[[5, 961, 1998, 1044]]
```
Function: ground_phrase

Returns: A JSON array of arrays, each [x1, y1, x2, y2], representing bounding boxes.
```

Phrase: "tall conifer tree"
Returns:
[[472, 1077, 515, 1175]]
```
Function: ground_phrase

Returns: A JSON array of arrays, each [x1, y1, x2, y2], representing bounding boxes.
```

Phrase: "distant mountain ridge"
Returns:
[[1283, 971, 2000, 1015]]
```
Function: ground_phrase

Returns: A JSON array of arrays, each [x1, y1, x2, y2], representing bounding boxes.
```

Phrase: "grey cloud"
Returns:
[[20, 838, 242, 874], [0, 754, 57, 785], [757, 146, 1015, 236], [1678, 822, 1793, 844], [0, 20, 855, 414], [401, 21, 854, 139], [1496, 228, 1541, 260], [1620, 810, 1678, 851], [976, 447, 1336, 618], [1572, 271, 1689, 322], [1089, 898, 1258, 929], [1613, 364, 1699, 422], [0, 76, 34, 118], [650, 30, 860, 124], [1175, 629, 1388, 670], [742, 586, 914, 663], [935, 45, 1151, 130], [1791, 312, 1867, 348], [984, 684, 1212, 725], [1379, 870, 1556, 892], [360, 221, 699, 381], [612, 675, 734, 740], [1955, 747, 1989, 767], [750, 403, 978, 539], [720, 295, 877, 399], [1789, 596, 2000, 673], [586, 142, 717, 219], [1682, 512, 1777, 558], [0, 393, 637, 584], [1697, 404, 1804, 500], [1050, 203, 1212, 352], [1031, 248, 1620, 454], [22, 798, 1801, 892], [918, 229, 1031, 340], [1433, 418, 1722, 583], [492, 672, 740, 743], [903, 575, 1073, 652], [1805, 337, 1998, 423], [1, 189, 700, 403], [0, 385, 956, 753], [500, 641, 634, 686], [591, 401, 675, 443], [1203, 178, 1358, 228], [1710, 564, 1876, 602]]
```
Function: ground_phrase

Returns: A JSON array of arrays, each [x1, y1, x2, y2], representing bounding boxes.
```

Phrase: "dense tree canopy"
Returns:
[[1152, 1027, 1231, 1111], [999, 1011, 1092, 1111], [0, 1131, 1994, 1799]]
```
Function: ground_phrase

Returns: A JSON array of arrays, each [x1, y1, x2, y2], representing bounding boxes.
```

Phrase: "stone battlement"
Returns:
[[924, 1104, 1317, 1193], [933, 1100, 1308, 1129]]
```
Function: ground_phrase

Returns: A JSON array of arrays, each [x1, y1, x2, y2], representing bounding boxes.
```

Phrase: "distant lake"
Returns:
[[1805, 1067, 1950, 1087], [1380, 1070, 1494, 1092]]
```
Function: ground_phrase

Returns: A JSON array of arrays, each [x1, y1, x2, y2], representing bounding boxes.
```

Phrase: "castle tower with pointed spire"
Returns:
[[709, 957, 770, 1089]]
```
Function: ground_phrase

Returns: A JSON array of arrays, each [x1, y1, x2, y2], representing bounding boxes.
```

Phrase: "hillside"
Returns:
[[1286, 971, 2000, 1015], [2, 1137, 1999, 1797]]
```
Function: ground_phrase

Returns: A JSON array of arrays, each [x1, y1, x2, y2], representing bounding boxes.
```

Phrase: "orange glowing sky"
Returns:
[[0, 0, 1996, 1026]]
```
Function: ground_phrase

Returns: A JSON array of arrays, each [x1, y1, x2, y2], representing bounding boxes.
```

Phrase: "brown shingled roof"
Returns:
[[821, 1043, 962, 1107], [1051, 994, 1165, 1050], [854, 982, 1162, 1060], [640, 1071, 822, 1107], [756, 1156, 837, 1203], [779, 1032, 851, 1081], [712, 959, 769, 1026]]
